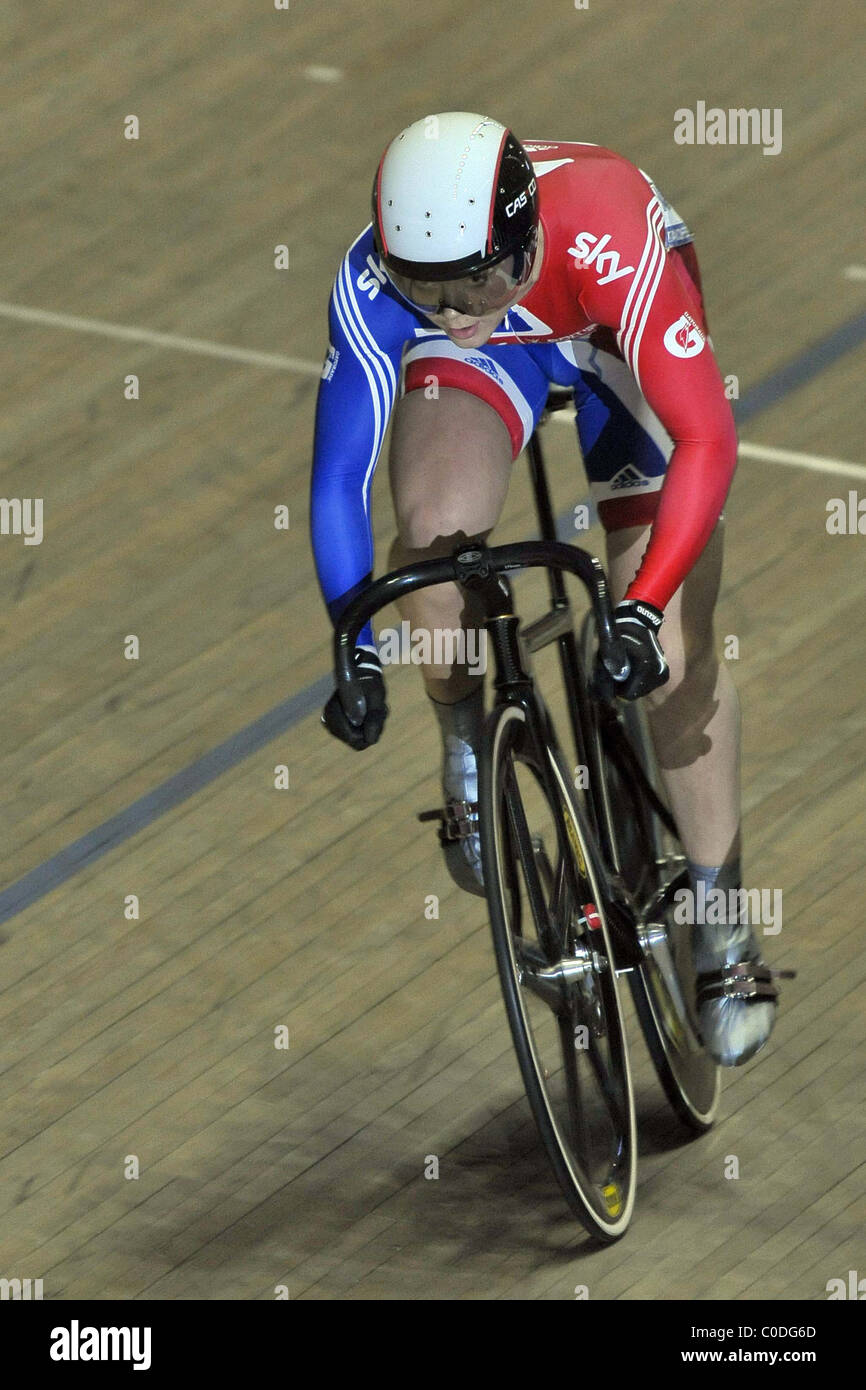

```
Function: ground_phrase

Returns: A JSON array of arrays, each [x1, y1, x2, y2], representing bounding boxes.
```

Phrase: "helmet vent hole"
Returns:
[[425, 211, 431, 218]]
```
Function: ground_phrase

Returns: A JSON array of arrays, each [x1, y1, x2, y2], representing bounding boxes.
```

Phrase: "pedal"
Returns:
[[417, 802, 479, 844], [418, 807, 447, 849]]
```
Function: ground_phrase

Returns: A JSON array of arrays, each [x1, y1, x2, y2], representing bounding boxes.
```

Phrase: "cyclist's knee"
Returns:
[[390, 389, 512, 551], [395, 509, 490, 556]]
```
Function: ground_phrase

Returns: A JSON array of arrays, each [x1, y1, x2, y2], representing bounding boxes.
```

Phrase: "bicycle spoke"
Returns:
[[582, 1014, 626, 1132], [503, 762, 559, 959], [557, 1014, 587, 1164]]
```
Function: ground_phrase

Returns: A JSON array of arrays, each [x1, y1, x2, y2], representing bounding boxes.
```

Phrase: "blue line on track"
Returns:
[[733, 310, 866, 423], [3, 309, 865, 925], [0, 677, 332, 925]]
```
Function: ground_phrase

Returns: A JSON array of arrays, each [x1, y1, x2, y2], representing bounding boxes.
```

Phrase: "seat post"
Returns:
[[527, 424, 568, 609], [526, 427, 558, 545], [526, 399, 594, 813]]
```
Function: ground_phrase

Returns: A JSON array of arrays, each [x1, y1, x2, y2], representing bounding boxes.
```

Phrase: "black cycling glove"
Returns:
[[322, 647, 389, 750], [591, 599, 670, 702]]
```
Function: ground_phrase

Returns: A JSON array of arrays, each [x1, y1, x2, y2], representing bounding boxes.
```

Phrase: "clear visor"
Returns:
[[385, 251, 531, 319]]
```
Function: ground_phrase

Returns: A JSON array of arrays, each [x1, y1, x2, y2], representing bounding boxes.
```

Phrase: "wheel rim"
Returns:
[[634, 866, 720, 1122], [580, 611, 719, 1129], [607, 724, 720, 1125], [488, 707, 636, 1234]]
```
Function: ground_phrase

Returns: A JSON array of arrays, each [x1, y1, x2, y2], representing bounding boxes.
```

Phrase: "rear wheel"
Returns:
[[581, 614, 719, 1131], [479, 701, 637, 1241]]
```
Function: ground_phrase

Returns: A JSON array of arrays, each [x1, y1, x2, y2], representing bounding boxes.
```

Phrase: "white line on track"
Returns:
[[1, 299, 862, 477], [550, 408, 865, 479], [0, 301, 322, 376], [737, 441, 866, 480], [843, 266, 866, 281], [302, 66, 344, 82]]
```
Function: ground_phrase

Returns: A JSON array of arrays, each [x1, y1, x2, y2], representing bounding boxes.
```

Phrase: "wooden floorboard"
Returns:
[[0, 0, 863, 1301]]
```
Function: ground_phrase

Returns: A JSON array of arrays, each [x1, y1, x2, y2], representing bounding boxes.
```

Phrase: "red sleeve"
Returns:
[[576, 164, 738, 611]]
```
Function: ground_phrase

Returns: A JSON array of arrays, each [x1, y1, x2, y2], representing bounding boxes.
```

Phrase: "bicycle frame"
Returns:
[[328, 402, 729, 1224], [526, 425, 676, 840], [331, 439, 656, 969], [332, 388, 702, 946]]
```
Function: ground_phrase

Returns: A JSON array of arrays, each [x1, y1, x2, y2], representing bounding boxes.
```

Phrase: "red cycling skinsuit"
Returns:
[[400, 141, 738, 612]]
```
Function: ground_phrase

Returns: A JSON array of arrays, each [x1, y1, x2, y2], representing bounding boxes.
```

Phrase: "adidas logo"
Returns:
[[610, 465, 650, 489]]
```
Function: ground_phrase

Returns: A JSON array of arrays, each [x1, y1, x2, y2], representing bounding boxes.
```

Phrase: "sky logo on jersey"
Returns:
[[356, 254, 387, 300], [663, 312, 705, 358], [568, 232, 635, 285]]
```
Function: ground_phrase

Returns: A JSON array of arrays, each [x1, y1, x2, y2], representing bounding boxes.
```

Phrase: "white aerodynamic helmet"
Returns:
[[371, 111, 539, 316]]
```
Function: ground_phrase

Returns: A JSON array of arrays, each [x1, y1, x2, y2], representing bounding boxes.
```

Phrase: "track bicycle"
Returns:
[[332, 388, 721, 1241]]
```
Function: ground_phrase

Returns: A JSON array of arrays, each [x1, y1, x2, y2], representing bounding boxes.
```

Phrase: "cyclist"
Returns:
[[312, 111, 780, 1067]]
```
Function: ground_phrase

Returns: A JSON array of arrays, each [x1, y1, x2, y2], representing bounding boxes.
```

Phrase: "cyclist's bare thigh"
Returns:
[[388, 387, 514, 550]]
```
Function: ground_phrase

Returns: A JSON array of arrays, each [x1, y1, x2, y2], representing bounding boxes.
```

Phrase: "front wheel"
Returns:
[[479, 701, 637, 1242]]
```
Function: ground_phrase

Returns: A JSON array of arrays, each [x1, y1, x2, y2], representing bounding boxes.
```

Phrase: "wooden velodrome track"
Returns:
[[0, 0, 863, 1301]]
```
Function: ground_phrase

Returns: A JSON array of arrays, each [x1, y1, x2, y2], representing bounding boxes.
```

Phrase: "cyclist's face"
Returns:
[[402, 257, 519, 316], [422, 228, 544, 348], [388, 227, 544, 349], [427, 303, 511, 348]]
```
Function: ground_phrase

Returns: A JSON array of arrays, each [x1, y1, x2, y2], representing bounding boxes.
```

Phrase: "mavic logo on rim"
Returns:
[[559, 798, 587, 877]]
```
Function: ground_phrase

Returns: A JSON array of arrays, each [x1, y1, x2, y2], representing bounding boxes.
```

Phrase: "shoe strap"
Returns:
[[696, 959, 781, 1005]]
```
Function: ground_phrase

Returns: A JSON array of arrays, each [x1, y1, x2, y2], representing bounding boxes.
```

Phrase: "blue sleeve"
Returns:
[[310, 226, 416, 653]]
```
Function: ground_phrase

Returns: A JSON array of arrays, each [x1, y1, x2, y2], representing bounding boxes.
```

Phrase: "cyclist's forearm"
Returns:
[[623, 430, 737, 610], [310, 473, 377, 652]]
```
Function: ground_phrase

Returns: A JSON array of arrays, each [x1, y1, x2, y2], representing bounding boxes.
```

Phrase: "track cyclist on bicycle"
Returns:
[[312, 111, 780, 1068]]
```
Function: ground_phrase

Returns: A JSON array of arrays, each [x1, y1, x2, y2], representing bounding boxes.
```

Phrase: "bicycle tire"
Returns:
[[580, 613, 719, 1131], [479, 701, 637, 1241]]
